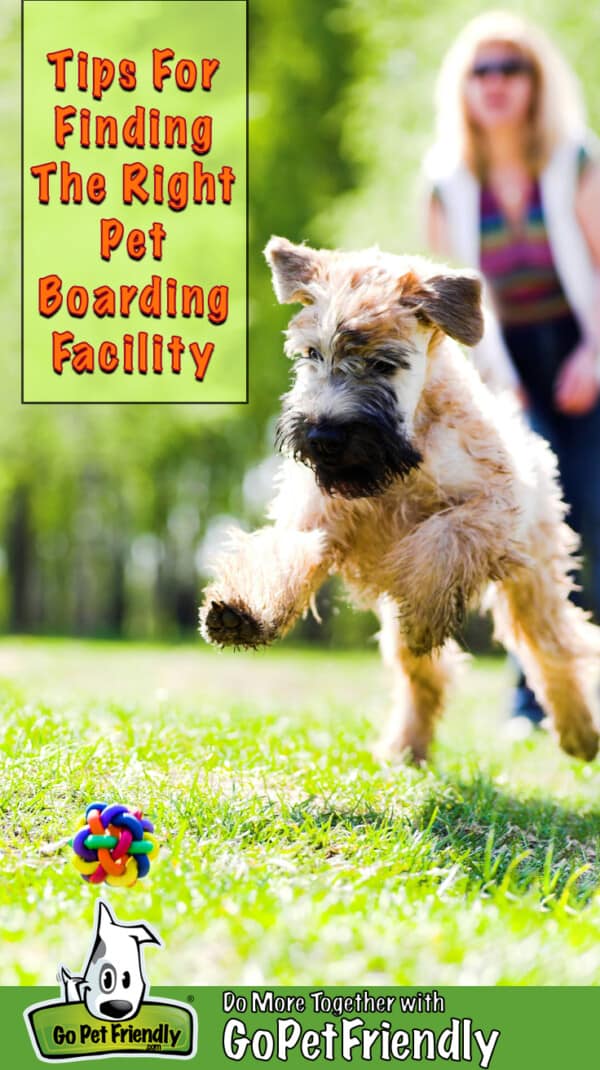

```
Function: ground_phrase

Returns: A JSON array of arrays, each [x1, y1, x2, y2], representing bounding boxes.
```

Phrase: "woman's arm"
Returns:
[[576, 160, 600, 266], [425, 191, 522, 394], [554, 161, 600, 415], [426, 192, 452, 258]]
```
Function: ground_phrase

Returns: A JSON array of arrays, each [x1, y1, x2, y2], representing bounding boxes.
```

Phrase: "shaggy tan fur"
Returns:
[[200, 237, 600, 763]]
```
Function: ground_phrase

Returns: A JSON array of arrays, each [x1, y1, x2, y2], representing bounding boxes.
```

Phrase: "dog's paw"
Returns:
[[372, 735, 429, 767], [200, 600, 265, 650], [557, 718, 599, 762]]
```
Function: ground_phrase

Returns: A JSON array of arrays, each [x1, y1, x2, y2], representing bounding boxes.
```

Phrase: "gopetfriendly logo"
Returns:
[[25, 900, 197, 1061]]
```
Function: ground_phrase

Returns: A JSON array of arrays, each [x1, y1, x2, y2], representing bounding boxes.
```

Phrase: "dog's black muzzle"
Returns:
[[275, 413, 422, 499]]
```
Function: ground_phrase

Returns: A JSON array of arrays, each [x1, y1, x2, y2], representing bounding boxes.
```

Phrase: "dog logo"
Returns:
[[24, 899, 197, 1061], [58, 901, 159, 1022]]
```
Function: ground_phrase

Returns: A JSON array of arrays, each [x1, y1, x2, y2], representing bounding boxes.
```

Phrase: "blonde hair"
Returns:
[[434, 10, 586, 178]]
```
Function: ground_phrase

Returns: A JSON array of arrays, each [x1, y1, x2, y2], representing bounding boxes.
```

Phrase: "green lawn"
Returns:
[[0, 637, 599, 986]]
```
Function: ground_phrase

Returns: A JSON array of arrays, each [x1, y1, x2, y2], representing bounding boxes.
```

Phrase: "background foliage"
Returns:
[[2, 0, 599, 642]]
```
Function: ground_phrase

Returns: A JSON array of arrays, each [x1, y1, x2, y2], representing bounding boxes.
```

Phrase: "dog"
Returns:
[[59, 900, 160, 1021], [200, 236, 600, 764]]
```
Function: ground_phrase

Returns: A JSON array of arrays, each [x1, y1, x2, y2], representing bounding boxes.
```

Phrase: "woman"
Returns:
[[424, 11, 600, 728]]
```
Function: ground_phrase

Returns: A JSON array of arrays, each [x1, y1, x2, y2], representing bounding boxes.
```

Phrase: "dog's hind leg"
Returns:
[[491, 558, 600, 761], [374, 597, 459, 763], [200, 525, 334, 649]]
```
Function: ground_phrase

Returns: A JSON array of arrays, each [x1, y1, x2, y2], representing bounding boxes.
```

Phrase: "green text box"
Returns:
[[10, 985, 600, 1068], [23, 0, 247, 403]]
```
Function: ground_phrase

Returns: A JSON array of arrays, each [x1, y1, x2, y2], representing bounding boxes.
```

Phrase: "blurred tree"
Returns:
[[0, 0, 361, 639]]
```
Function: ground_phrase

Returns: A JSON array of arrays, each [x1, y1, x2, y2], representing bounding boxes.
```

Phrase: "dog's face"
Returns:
[[265, 237, 483, 499]]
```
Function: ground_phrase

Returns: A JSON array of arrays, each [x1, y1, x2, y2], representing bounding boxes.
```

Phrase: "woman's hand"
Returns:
[[554, 341, 600, 415]]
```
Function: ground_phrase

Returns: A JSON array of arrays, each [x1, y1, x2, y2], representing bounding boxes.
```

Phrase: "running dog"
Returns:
[[200, 237, 600, 764]]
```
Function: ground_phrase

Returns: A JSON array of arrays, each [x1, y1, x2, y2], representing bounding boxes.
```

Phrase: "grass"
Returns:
[[0, 636, 599, 986]]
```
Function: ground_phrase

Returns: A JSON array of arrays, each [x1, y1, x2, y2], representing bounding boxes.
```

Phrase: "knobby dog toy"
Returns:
[[70, 802, 159, 887]]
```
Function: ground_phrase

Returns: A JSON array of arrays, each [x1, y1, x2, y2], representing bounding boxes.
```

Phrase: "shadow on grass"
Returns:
[[412, 773, 600, 902], [225, 777, 600, 903], [176, 769, 600, 905]]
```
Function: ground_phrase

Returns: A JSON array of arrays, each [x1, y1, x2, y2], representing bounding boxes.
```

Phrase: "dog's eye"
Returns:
[[122, 971, 131, 989], [368, 359, 396, 376], [99, 964, 116, 994], [307, 347, 322, 362]]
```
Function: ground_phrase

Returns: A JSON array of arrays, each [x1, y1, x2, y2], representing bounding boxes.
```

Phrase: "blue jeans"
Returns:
[[503, 315, 600, 717], [528, 400, 600, 621]]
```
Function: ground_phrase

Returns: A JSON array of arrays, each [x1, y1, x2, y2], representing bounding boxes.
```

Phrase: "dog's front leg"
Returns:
[[200, 525, 333, 649], [385, 499, 527, 656], [374, 596, 460, 764]]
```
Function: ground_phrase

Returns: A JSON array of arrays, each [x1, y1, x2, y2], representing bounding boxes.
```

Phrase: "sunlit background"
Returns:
[[1, 0, 599, 645]]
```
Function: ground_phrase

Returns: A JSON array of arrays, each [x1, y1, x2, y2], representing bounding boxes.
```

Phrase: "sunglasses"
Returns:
[[470, 58, 533, 79]]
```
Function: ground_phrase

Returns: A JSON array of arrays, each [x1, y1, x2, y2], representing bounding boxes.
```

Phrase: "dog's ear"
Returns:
[[97, 900, 116, 937], [126, 923, 161, 948], [402, 270, 484, 347], [264, 236, 320, 304]]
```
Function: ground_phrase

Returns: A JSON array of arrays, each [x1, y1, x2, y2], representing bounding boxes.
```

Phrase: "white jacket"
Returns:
[[425, 139, 597, 390]]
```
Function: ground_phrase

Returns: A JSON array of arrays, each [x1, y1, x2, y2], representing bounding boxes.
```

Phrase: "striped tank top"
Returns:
[[479, 179, 572, 327]]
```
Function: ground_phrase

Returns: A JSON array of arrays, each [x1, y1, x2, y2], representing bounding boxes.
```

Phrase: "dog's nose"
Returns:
[[305, 424, 345, 462], [99, 1000, 134, 1019]]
